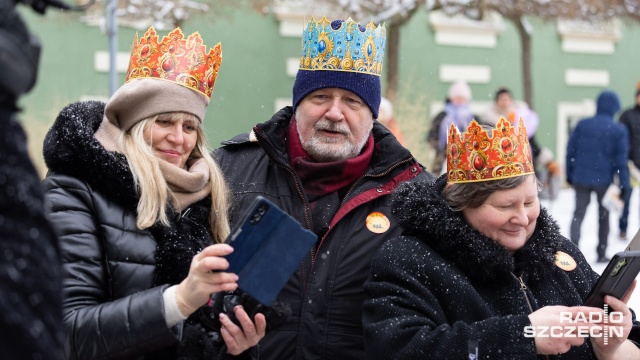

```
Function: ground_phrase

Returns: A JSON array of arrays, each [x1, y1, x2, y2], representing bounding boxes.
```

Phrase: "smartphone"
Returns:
[[583, 251, 640, 308], [221, 195, 317, 306]]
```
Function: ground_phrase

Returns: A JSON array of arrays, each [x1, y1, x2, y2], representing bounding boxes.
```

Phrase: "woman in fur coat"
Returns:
[[42, 27, 265, 360], [363, 118, 640, 359]]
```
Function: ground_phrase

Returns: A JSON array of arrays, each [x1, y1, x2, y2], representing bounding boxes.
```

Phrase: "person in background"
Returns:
[[364, 117, 640, 359], [535, 147, 562, 202], [426, 79, 480, 175], [378, 97, 406, 146], [484, 87, 560, 199], [618, 84, 640, 240], [42, 27, 265, 359], [215, 17, 431, 359], [566, 90, 630, 263], [482, 87, 541, 160]]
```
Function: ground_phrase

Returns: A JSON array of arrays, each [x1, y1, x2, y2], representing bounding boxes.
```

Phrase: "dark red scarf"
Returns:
[[288, 117, 373, 199], [288, 117, 373, 238]]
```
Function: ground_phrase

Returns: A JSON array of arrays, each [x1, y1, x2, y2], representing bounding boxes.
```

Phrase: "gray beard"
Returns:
[[298, 122, 372, 162]]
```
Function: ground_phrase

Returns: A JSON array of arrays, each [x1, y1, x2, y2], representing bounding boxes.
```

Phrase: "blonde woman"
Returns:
[[42, 27, 265, 359]]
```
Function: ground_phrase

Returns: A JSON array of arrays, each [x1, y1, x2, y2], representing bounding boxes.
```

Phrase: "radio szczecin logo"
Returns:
[[523, 305, 623, 345]]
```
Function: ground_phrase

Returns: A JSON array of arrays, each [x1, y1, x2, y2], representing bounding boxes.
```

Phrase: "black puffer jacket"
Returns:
[[363, 175, 640, 359], [42, 101, 225, 360], [215, 106, 432, 359]]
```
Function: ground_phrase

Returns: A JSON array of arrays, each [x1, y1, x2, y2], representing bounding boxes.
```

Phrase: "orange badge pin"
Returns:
[[554, 251, 577, 271], [366, 212, 390, 234]]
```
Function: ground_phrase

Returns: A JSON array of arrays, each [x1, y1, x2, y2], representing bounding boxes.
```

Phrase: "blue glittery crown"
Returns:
[[299, 17, 386, 76]]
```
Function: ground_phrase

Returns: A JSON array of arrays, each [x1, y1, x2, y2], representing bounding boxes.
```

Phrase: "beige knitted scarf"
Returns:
[[95, 117, 211, 213]]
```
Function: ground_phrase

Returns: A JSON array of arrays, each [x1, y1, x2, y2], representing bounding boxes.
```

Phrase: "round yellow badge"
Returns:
[[366, 212, 390, 234], [554, 251, 577, 271]]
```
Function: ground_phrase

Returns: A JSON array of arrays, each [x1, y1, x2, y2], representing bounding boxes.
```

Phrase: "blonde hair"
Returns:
[[120, 112, 231, 243]]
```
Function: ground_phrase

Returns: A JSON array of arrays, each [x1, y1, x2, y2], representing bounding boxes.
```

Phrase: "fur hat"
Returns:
[[447, 80, 471, 101], [292, 17, 386, 118]]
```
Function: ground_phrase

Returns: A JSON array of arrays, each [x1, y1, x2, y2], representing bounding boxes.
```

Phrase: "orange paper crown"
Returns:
[[125, 27, 221, 99], [447, 117, 534, 183]]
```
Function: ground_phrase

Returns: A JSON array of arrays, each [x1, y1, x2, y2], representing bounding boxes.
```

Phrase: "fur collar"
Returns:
[[392, 175, 563, 282], [43, 101, 139, 210]]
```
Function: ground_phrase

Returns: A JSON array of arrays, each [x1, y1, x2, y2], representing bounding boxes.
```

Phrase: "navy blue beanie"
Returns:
[[292, 69, 381, 118], [292, 18, 385, 119]]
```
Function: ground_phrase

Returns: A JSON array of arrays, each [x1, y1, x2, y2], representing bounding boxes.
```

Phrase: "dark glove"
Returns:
[[199, 290, 292, 333], [566, 177, 573, 186]]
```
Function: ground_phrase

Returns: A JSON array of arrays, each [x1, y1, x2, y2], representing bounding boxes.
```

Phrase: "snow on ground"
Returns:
[[543, 187, 640, 312]]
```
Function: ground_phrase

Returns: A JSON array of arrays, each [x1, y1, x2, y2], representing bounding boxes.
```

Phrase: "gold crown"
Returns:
[[125, 27, 221, 99], [299, 17, 385, 76], [447, 117, 534, 183]]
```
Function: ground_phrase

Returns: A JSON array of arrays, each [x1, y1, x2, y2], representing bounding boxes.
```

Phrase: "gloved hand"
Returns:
[[200, 289, 291, 333]]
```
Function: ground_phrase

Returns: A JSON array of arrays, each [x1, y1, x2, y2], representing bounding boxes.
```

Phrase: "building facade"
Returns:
[[18, 3, 640, 175]]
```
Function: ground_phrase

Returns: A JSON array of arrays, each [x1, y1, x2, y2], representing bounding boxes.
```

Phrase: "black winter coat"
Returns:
[[0, 107, 64, 359], [41, 101, 227, 360], [620, 104, 640, 169], [215, 106, 432, 359], [363, 175, 640, 359]]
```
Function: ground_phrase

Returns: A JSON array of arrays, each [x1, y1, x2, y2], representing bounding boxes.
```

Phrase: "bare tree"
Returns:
[[82, 0, 210, 29], [96, 0, 411, 103], [434, 0, 640, 109], [330, 1, 423, 103], [85, 0, 640, 108], [82, 0, 269, 30], [328, 0, 640, 108]]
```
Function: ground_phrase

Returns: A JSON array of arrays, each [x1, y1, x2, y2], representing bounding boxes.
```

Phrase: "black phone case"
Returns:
[[223, 196, 317, 306], [583, 251, 640, 308]]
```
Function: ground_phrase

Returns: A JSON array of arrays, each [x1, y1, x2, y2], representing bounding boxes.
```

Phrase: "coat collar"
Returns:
[[43, 101, 139, 210], [392, 175, 563, 282], [232, 106, 416, 174]]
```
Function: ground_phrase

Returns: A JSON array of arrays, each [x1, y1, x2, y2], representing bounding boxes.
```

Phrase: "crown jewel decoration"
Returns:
[[299, 17, 385, 76], [126, 27, 221, 99], [447, 117, 534, 183]]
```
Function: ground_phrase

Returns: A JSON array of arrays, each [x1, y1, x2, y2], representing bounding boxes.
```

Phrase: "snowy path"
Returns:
[[544, 187, 640, 312]]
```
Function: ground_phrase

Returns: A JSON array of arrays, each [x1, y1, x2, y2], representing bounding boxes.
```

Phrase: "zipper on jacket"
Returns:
[[174, 207, 192, 222], [512, 273, 551, 360], [254, 130, 315, 294], [513, 273, 535, 313], [180, 208, 192, 218]]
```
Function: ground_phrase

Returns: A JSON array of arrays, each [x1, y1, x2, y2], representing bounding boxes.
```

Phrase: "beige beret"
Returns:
[[104, 78, 209, 131]]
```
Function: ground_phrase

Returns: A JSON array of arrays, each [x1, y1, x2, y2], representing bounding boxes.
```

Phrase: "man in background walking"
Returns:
[[618, 85, 640, 240], [566, 90, 630, 262]]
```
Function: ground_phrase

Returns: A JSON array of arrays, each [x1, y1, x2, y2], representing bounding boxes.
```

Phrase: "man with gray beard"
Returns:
[[215, 17, 431, 360]]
